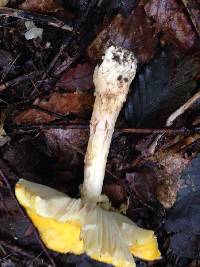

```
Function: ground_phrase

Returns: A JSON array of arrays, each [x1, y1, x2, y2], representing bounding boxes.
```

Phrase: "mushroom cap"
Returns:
[[15, 179, 160, 267]]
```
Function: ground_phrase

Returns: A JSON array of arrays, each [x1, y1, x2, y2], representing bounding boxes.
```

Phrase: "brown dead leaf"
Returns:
[[57, 63, 95, 91], [181, 0, 200, 37], [126, 167, 157, 203], [20, 0, 63, 13], [14, 92, 94, 124], [44, 129, 87, 195], [45, 128, 89, 151], [103, 183, 126, 205], [151, 149, 190, 208], [88, 6, 158, 64], [134, 132, 200, 208], [145, 0, 198, 49]]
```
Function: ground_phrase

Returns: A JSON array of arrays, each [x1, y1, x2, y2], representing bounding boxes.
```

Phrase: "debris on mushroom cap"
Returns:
[[15, 179, 161, 267], [93, 46, 137, 97]]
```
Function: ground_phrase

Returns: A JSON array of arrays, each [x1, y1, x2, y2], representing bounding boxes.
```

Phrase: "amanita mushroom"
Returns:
[[15, 46, 161, 267]]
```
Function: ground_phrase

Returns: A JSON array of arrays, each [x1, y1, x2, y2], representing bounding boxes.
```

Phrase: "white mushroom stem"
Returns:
[[83, 46, 137, 200]]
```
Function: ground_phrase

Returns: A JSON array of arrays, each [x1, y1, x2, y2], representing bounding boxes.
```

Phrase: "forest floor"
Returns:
[[0, 0, 200, 266]]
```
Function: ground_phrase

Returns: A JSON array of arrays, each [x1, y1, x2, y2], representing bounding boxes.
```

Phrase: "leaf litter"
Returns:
[[0, 0, 200, 267]]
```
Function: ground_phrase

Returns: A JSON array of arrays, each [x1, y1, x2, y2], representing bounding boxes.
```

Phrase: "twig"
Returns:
[[54, 52, 79, 76], [0, 71, 40, 92], [30, 105, 69, 120], [6, 122, 200, 134], [149, 90, 200, 154], [0, 53, 20, 84], [181, 0, 200, 36], [167, 90, 200, 126], [0, 164, 56, 267], [0, 7, 73, 31], [0, 240, 43, 262]]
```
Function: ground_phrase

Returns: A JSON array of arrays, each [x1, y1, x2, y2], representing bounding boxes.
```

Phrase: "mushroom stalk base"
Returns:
[[83, 95, 125, 200]]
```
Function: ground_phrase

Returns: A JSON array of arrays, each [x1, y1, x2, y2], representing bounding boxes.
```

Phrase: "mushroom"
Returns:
[[15, 46, 161, 267]]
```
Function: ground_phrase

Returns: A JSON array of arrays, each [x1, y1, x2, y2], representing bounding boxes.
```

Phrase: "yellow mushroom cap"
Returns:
[[15, 179, 161, 267]]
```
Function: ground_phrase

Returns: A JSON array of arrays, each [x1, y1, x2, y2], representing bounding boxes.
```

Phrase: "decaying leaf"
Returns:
[[0, 110, 10, 147], [20, 0, 63, 13], [126, 146, 191, 208], [181, 0, 200, 37], [0, 50, 16, 76], [103, 183, 127, 205], [150, 149, 190, 208], [126, 168, 157, 203], [13, 92, 94, 124], [57, 63, 95, 91], [125, 49, 200, 127], [107, 0, 139, 16], [178, 154, 200, 200], [45, 128, 89, 150], [165, 191, 200, 258], [88, 6, 158, 64], [145, 0, 198, 49]]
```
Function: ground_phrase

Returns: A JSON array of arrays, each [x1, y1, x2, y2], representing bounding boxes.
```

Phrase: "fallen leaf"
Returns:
[[0, 50, 15, 76], [103, 183, 126, 205], [165, 191, 200, 258], [145, 0, 198, 49], [45, 128, 89, 150], [87, 6, 158, 64], [14, 92, 94, 124], [57, 63, 95, 91], [151, 149, 190, 208], [44, 129, 87, 194], [20, 0, 63, 13], [181, 0, 200, 37], [126, 167, 157, 203], [125, 48, 200, 127], [2, 136, 54, 182], [107, 0, 139, 16], [178, 154, 200, 200]]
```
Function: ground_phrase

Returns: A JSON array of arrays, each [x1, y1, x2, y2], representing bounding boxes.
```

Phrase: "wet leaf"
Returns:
[[126, 167, 157, 203], [103, 183, 126, 205], [125, 49, 200, 127], [181, 0, 200, 37], [57, 63, 95, 91], [178, 154, 200, 200], [145, 0, 198, 49], [0, 110, 10, 147], [165, 191, 200, 258], [45, 128, 89, 150], [107, 0, 139, 16], [44, 128, 87, 194], [0, 50, 16, 77], [88, 6, 158, 64], [2, 136, 54, 182], [20, 0, 63, 13], [150, 149, 190, 208], [13, 92, 94, 124]]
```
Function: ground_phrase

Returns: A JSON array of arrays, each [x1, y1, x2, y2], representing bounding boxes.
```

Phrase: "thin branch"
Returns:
[[0, 71, 40, 92], [149, 90, 200, 154], [0, 240, 43, 262], [0, 7, 73, 31], [7, 122, 200, 134]]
